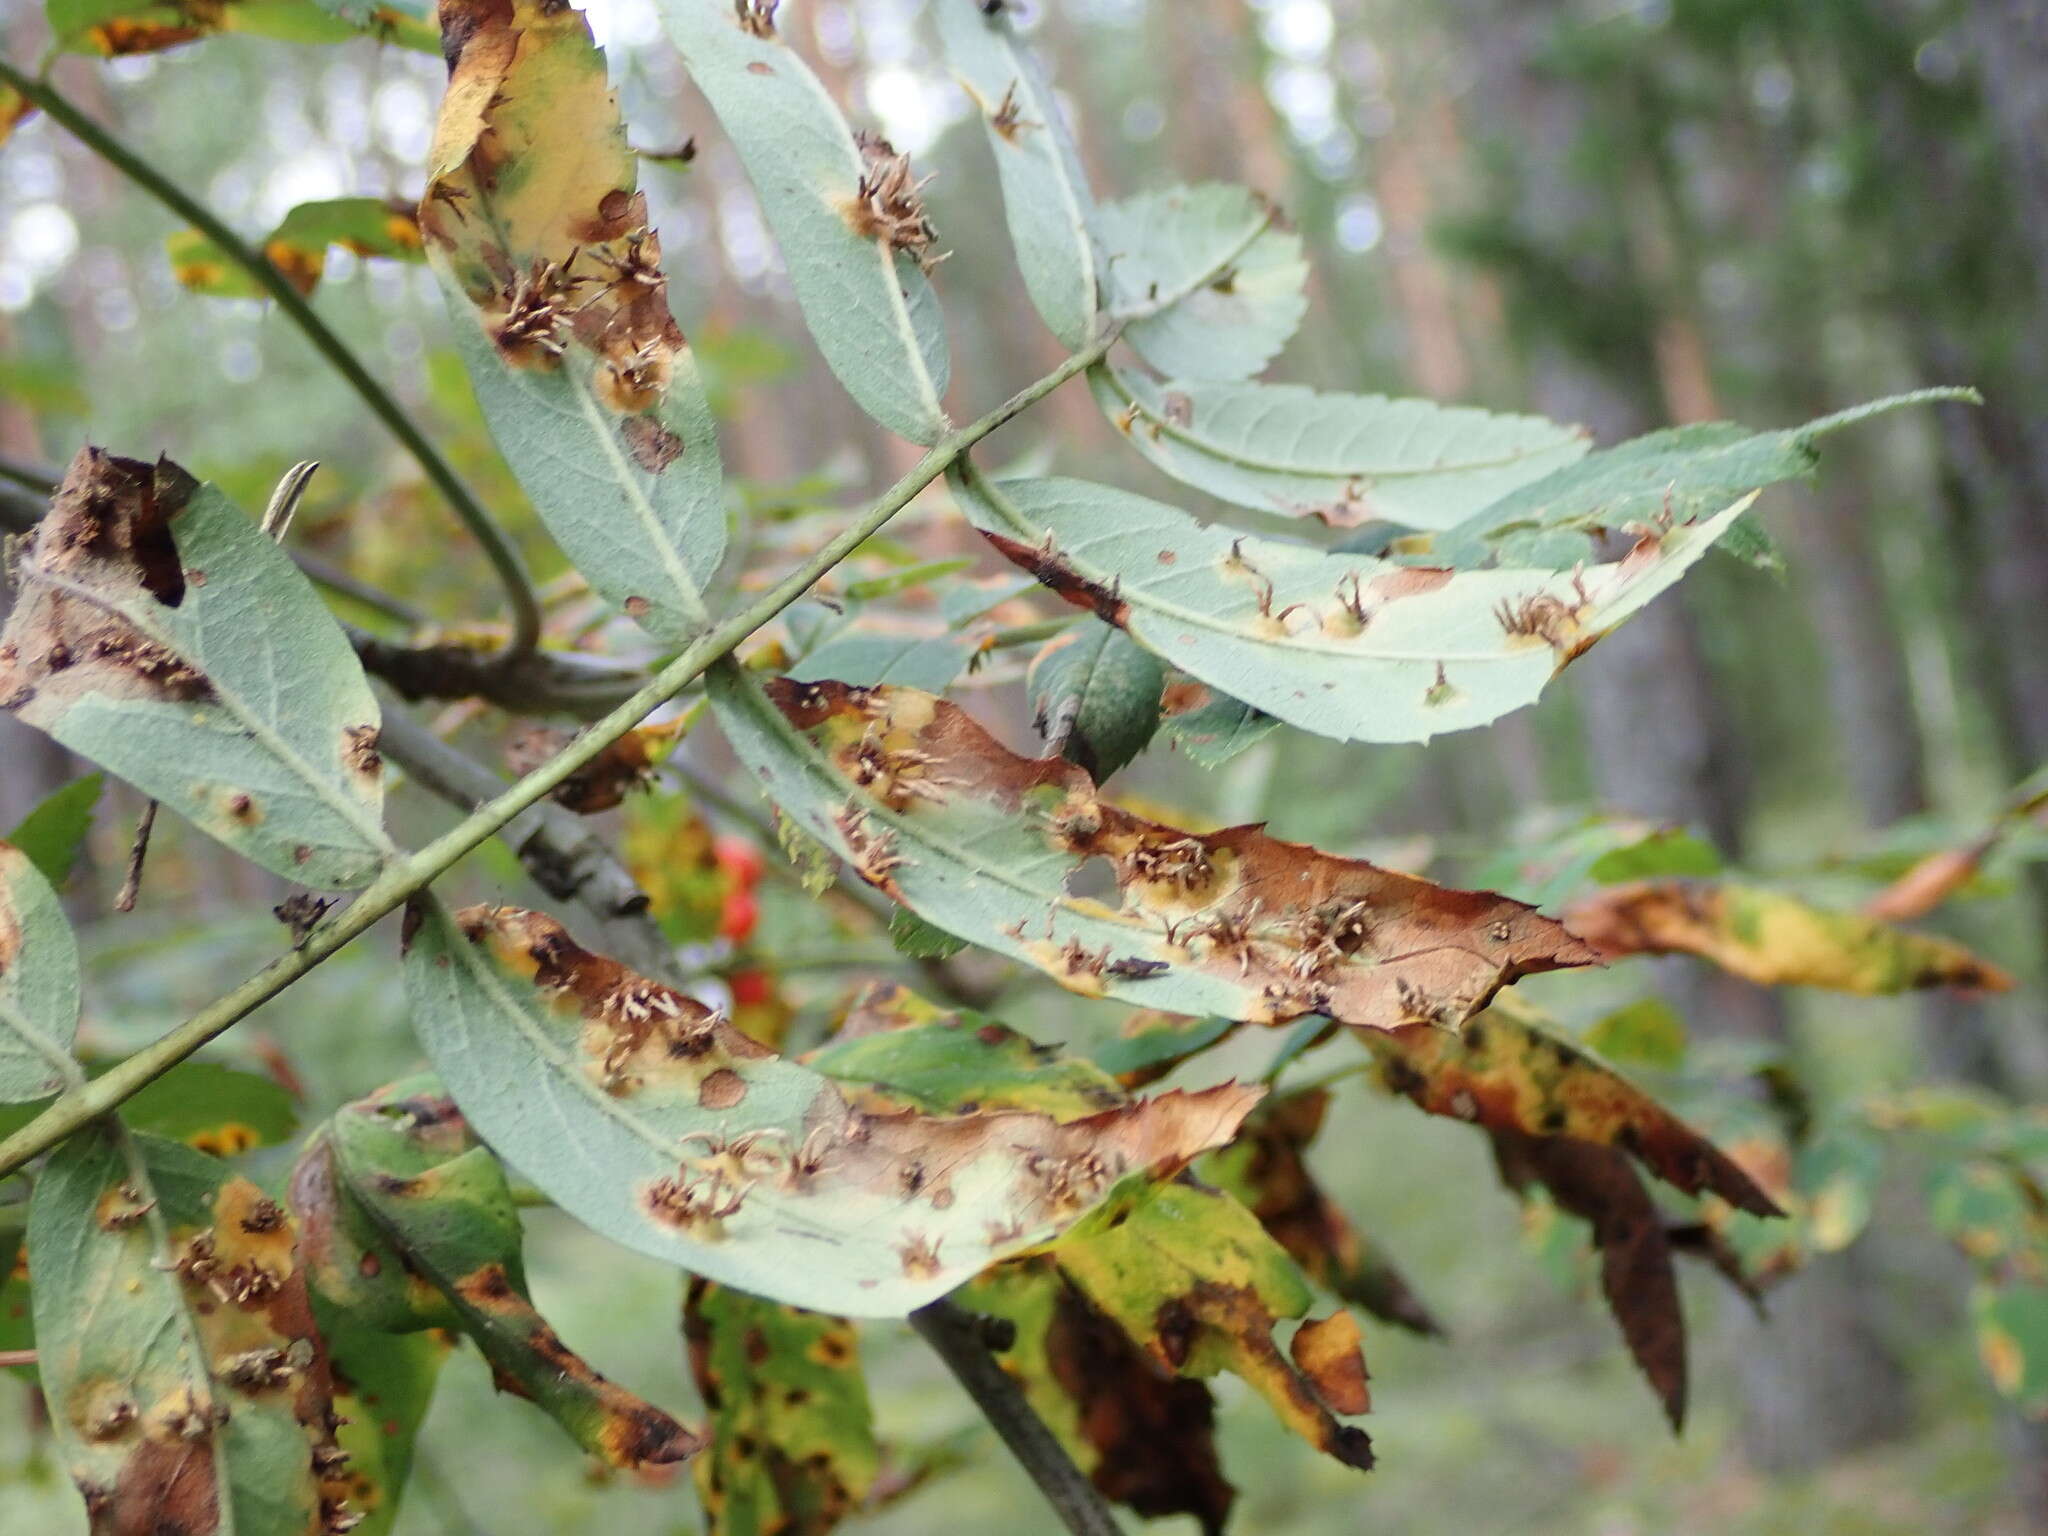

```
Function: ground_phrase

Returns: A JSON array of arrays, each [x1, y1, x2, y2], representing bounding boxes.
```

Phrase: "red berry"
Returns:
[[713, 834, 766, 888], [729, 969, 774, 1008], [718, 888, 760, 942]]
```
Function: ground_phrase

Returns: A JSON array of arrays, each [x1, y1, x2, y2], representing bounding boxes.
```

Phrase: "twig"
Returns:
[[0, 58, 544, 659], [909, 1299, 1120, 1536], [112, 801, 158, 913], [0, 327, 1119, 1178], [0, 1350, 36, 1369]]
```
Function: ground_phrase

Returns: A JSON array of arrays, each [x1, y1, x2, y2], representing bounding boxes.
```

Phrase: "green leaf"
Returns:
[[886, 907, 966, 961], [319, 1322, 446, 1536], [1088, 1014, 1236, 1082], [1583, 998, 1688, 1071], [0, 842, 82, 1103], [657, 0, 951, 443], [1974, 1282, 2048, 1416], [807, 983, 1128, 1120], [0, 1060, 299, 1151], [5, 773, 103, 887], [0, 450, 389, 888], [685, 1281, 880, 1536], [1797, 1122, 1884, 1254], [401, 899, 1257, 1315], [934, 0, 1100, 348], [1091, 364, 1590, 529], [1428, 390, 1977, 568], [1055, 1178, 1375, 1470], [955, 467, 1754, 744], [30, 1125, 352, 1533], [424, 0, 727, 645], [1585, 827, 1724, 883], [709, 669, 1597, 1028], [46, 0, 361, 53], [1094, 184, 1308, 380], [1027, 619, 1164, 780], [791, 631, 980, 693], [310, 1074, 702, 1469], [1160, 688, 1280, 768], [169, 197, 424, 300]]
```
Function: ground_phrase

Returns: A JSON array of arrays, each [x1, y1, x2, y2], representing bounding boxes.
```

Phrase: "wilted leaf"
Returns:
[[1027, 619, 1164, 780], [423, 0, 726, 644], [710, 671, 1596, 1026], [300, 1076, 702, 1469], [1206, 1089, 1445, 1337], [684, 1280, 880, 1536], [401, 900, 1257, 1314], [808, 983, 1127, 1121], [1054, 1178, 1375, 1472], [168, 198, 423, 299], [1427, 391, 1976, 568], [1160, 684, 1280, 768], [505, 717, 688, 814], [1562, 880, 2015, 993], [5, 773, 104, 887], [0, 842, 83, 1103], [0, 449, 389, 888], [1490, 1127, 1689, 1429], [1091, 364, 1589, 529], [29, 1125, 353, 1534], [657, 0, 951, 443], [953, 467, 1755, 744], [1360, 997, 1779, 1215], [962, 1259, 1236, 1536], [934, 0, 1100, 348], [1093, 184, 1307, 381]]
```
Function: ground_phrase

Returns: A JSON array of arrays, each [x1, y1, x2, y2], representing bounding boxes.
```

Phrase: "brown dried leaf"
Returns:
[[1362, 998, 1780, 1216], [1491, 1128, 1687, 1429], [1564, 880, 2015, 993], [713, 674, 1598, 1029]]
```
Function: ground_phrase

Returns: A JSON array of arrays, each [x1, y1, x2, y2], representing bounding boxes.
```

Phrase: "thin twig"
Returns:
[[909, 1300, 1120, 1536], [0, 1350, 36, 1369], [112, 800, 158, 913], [0, 327, 1119, 1177], [0, 58, 544, 658]]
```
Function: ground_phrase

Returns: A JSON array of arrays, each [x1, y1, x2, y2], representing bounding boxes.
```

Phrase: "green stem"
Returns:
[[0, 59, 544, 658], [0, 327, 1118, 1179]]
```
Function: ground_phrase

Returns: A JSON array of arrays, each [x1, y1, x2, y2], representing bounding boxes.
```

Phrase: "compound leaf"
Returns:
[[1027, 619, 1164, 780], [1091, 364, 1589, 530], [297, 1075, 701, 1470], [709, 670, 1596, 1027], [1094, 184, 1307, 381], [934, 0, 1099, 347], [953, 467, 1754, 745], [0, 449, 387, 888], [657, 0, 951, 443], [0, 841, 83, 1103], [684, 1280, 880, 1536], [424, 0, 726, 643], [401, 900, 1256, 1315], [29, 1125, 354, 1535]]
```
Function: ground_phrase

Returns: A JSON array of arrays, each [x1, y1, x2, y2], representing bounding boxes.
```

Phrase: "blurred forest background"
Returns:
[[3, 0, 2047, 1531]]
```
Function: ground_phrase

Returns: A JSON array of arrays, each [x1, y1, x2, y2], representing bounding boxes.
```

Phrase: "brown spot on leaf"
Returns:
[[622, 414, 685, 473], [846, 132, 942, 273], [1289, 1311, 1370, 1415], [698, 1068, 748, 1109]]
